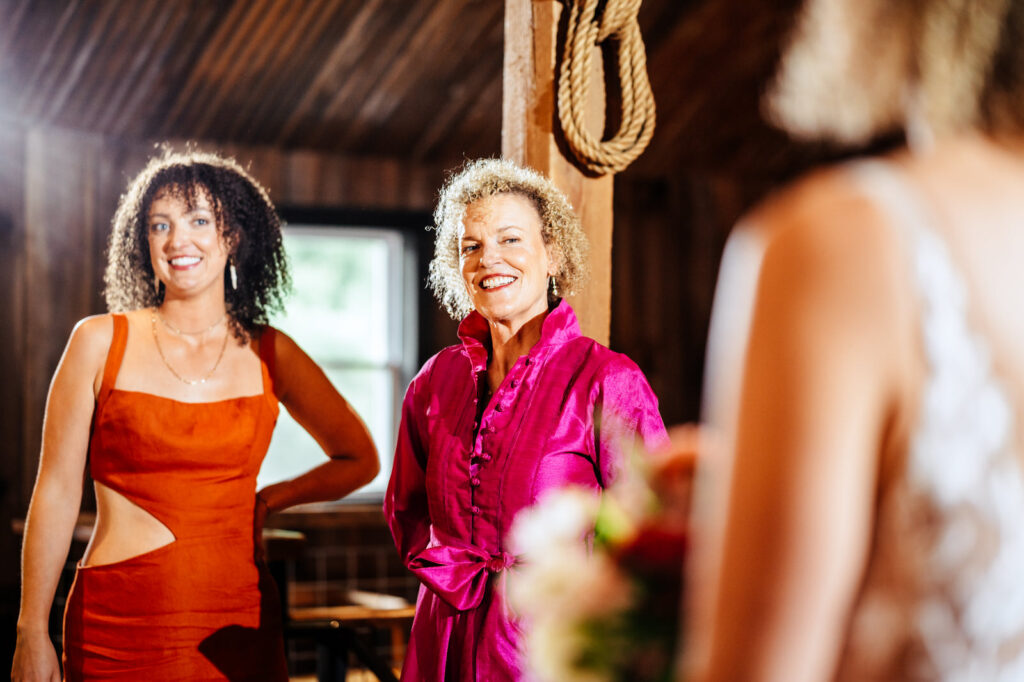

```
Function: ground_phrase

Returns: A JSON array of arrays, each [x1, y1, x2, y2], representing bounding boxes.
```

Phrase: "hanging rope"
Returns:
[[557, 0, 656, 175]]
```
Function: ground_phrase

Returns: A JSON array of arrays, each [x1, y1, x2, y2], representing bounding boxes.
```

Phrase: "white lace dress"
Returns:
[[834, 163, 1024, 681]]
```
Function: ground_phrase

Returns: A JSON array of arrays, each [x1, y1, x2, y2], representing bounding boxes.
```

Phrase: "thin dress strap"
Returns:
[[96, 314, 128, 409]]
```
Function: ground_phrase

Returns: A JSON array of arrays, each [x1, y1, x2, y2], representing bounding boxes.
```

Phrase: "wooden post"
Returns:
[[502, 0, 613, 345]]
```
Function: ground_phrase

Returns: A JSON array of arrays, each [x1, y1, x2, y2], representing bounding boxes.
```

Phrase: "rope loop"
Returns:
[[557, 0, 656, 175]]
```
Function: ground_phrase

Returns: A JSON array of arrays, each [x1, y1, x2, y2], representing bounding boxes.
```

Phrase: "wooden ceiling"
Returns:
[[0, 0, 823, 178]]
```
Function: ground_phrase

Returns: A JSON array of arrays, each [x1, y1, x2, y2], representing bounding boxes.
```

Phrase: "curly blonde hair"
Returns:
[[766, 0, 1024, 144], [428, 158, 589, 320]]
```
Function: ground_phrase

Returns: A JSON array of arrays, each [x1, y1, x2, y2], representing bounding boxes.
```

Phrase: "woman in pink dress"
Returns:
[[385, 158, 669, 681]]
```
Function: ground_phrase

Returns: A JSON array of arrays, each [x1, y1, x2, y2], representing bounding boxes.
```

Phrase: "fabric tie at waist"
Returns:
[[409, 544, 517, 611]]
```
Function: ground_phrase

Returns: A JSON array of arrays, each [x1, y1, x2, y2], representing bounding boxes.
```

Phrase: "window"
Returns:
[[257, 223, 419, 500]]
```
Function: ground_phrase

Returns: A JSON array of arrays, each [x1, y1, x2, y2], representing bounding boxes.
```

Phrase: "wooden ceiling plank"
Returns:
[[206, 0, 311, 140], [66, 5, 140, 131], [0, 0, 38, 113], [366, 2, 504, 156], [391, 6, 503, 158], [73, 0, 171, 132], [34, 0, 121, 126], [448, 72, 503, 163], [94, 0, 183, 135], [221, 0, 331, 140], [409, 26, 503, 160], [20, 0, 86, 119], [405, 16, 505, 160], [296, 2, 413, 149], [279, 2, 411, 148], [318, 0, 436, 123], [455, 55, 505, 155], [159, 0, 266, 137], [338, 0, 489, 150], [189, 0, 289, 139], [243, 0, 355, 142], [107, 4, 196, 138], [301, 1, 435, 150], [276, 0, 389, 144], [131, 2, 231, 139], [0, 0, 35, 65]]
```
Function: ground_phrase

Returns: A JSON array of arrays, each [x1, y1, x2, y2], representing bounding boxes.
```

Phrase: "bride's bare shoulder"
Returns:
[[729, 163, 905, 279]]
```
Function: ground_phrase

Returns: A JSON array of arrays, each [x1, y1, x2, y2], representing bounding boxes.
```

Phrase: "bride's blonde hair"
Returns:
[[766, 0, 1024, 144]]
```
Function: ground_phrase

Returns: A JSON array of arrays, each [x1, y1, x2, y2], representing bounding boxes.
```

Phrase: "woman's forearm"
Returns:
[[18, 476, 84, 633], [258, 451, 379, 512]]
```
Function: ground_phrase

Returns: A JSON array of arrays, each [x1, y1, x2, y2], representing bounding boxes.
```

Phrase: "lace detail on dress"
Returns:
[[838, 163, 1024, 681]]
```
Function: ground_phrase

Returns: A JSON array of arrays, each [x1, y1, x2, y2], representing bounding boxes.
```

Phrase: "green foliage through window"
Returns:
[[258, 226, 415, 499]]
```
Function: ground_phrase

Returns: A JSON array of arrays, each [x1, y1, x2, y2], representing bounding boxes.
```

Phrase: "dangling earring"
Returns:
[[229, 260, 238, 290], [550, 276, 560, 298], [154, 275, 161, 295]]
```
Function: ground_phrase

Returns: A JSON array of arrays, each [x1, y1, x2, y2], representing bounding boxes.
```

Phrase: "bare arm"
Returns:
[[685, 178, 912, 682], [13, 316, 110, 682], [255, 329, 380, 515]]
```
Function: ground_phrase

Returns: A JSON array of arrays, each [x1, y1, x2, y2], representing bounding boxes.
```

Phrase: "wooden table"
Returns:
[[264, 531, 413, 682]]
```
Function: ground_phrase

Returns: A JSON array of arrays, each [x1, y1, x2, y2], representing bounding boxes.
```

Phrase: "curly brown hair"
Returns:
[[103, 148, 290, 341], [428, 158, 589, 320]]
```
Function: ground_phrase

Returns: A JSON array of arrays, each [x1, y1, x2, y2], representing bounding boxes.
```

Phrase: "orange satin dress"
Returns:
[[62, 314, 289, 681]]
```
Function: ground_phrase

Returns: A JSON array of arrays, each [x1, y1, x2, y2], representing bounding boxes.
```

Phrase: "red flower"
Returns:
[[616, 524, 688, 578]]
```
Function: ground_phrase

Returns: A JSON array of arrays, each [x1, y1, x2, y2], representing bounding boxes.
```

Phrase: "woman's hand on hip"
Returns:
[[252, 491, 270, 563]]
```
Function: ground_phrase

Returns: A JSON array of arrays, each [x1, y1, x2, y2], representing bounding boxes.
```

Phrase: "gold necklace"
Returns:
[[156, 310, 226, 336], [151, 313, 229, 385]]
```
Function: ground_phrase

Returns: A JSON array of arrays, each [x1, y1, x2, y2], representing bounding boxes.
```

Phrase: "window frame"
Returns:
[[271, 205, 437, 504]]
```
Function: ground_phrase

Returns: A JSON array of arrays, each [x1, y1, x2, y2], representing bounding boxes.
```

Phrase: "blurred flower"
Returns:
[[507, 424, 702, 682], [509, 487, 601, 559]]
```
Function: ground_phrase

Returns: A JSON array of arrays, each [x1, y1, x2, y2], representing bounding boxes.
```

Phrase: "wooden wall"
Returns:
[[0, 126, 28, 595], [612, 173, 744, 424]]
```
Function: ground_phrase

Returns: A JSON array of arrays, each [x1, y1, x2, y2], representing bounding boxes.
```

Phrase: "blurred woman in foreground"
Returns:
[[687, 1, 1024, 680]]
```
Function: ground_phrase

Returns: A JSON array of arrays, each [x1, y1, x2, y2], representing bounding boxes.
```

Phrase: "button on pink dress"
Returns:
[[385, 301, 669, 681]]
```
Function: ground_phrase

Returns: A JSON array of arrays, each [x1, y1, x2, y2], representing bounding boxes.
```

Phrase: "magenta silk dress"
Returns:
[[385, 301, 669, 681]]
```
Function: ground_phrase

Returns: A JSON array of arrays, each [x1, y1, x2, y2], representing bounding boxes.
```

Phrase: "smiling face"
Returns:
[[459, 192, 556, 330], [147, 186, 231, 301]]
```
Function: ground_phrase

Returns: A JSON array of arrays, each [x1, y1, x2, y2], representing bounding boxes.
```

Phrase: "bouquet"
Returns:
[[508, 426, 699, 682]]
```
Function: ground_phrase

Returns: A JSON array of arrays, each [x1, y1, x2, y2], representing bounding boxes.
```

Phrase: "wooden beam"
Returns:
[[502, 0, 613, 345]]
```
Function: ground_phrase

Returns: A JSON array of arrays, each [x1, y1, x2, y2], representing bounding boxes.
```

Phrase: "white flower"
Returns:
[[525, 617, 611, 682], [509, 545, 633, 620], [508, 487, 601, 559]]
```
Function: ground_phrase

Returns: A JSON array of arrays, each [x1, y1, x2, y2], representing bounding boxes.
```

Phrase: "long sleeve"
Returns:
[[384, 365, 432, 569], [594, 355, 670, 487]]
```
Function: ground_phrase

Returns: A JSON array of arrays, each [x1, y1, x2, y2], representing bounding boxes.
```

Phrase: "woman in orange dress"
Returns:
[[12, 150, 380, 681]]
